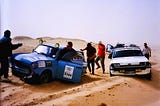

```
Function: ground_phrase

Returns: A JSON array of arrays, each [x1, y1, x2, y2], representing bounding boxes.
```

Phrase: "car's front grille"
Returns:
[[13, 60, 31, 75], [119, 65, 146, 69], [114, 64, 147, 71]]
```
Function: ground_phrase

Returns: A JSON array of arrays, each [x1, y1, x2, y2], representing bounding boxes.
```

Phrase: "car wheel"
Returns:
[[109, 66, 114, 77], [145, 72, 152, 80], [109, 71, 113, 77], [40, 71, 51, 83]]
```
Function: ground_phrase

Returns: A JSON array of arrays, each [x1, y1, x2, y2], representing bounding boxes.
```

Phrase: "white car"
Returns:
[[108, 46, 151, 80]]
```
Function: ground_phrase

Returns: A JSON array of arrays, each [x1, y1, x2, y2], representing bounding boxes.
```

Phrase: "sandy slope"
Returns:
[[0, 37, 160, 106]]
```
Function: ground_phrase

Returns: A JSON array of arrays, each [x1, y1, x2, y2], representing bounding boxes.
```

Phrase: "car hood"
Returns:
[[110, 56, 148, 65], [13, 53, 53, 64]]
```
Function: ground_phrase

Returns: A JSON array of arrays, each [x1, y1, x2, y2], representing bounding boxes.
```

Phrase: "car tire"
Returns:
[[145, 72, 152, 80], [109, 71, 113, 77], [110, 70, 115, 77], [40, 71, 51, 83], [109, 66, 114, 77]]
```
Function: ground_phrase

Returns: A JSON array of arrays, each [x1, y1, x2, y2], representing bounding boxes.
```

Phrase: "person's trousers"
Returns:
[[87, 59, 95, 74], [95, 56, 105, 72], [0, 57, 9, 78], [144, 54, 149, 60]]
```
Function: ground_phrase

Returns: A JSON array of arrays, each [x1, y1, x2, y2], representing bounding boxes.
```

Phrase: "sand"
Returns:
[[0, 37, 160, 106]]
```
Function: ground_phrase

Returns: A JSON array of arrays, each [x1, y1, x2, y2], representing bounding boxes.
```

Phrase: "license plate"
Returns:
[[119, 70, 125, 73]]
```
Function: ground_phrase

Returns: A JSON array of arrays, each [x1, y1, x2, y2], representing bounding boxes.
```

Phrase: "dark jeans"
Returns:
[[87, 58, 95, 74], [0, 57, 9, 78], [144, 54, 149, 60], [95, 56, 105, 72]]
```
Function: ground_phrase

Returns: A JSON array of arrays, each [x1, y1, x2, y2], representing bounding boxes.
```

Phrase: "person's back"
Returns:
[[0, 35, 12, 57], [86, 44, 96, 59], [95, 41, 106, 73], [82, 43, 96, 74], [97, 43, 105, 57]]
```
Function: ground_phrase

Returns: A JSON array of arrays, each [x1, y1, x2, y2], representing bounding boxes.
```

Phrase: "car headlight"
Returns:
[[32, 61, 46, 69], [140, 62, 151, 67], [37, 61, 46, 67], [111, 63, 120, 67]]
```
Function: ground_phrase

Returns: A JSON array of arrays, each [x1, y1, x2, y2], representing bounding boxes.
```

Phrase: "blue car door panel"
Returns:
[[56, 60, 83, 82]]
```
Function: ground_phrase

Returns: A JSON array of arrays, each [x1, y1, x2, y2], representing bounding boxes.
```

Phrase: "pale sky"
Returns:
[[1, 0, 160, 45]]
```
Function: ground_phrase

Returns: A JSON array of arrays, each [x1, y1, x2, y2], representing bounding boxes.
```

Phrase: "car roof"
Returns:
[[114, 46, 141, 52]]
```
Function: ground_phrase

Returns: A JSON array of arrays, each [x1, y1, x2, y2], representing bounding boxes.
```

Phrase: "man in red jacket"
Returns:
[[95, 41, 106, 74]]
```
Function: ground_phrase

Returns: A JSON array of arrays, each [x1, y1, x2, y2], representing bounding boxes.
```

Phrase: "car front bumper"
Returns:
[[12, 67, 40, 83], [110, 68, 151, 76]]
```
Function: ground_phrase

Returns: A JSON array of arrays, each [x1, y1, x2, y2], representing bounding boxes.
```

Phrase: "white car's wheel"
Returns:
[[109, 66, 114, 77]]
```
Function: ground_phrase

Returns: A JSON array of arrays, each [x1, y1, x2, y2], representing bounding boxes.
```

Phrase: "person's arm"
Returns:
[[11, 43, 22, 50], [89, 53, 96, 60], [80, 47, 86, 51]]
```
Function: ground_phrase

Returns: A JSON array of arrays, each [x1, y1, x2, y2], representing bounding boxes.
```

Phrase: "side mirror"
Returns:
[[106, 44, 114, 52]]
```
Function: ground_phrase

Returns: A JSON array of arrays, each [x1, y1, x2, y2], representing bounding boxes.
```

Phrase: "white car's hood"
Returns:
[[110, 56, 148, 65]]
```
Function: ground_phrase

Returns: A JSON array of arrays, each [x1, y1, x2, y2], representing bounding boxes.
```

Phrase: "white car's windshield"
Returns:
[[113, 50, 143, 58]]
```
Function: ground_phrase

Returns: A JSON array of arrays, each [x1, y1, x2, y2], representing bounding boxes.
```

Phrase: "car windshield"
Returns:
[[113, 50, 143, 58], [34, 45, 59, 57], [34, 45, 52, 55]]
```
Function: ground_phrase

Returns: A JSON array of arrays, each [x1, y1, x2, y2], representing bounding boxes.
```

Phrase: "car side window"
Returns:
[[49, 47, 58, 57]]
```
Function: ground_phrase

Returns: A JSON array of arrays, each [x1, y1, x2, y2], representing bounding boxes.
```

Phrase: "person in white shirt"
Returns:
[[142, 43, 151, 60]]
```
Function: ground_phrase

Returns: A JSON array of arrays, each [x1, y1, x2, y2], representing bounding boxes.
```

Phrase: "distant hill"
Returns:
[[36, 37, 86, 42], [13, 36, 34, 40]]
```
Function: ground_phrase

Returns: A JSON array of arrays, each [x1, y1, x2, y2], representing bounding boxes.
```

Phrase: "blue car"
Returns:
[[11, 44, 87, 83]]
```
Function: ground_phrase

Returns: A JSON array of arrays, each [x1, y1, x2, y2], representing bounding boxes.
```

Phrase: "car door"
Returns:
[[106, 44, 114, 52], [56, 51, 84, 83]]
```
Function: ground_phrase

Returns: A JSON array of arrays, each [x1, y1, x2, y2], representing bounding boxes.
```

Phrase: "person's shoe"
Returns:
[[96, 66, 100, 69]]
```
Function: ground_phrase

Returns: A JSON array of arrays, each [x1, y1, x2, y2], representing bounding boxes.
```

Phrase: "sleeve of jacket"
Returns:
[[11, 43, 20, 50]]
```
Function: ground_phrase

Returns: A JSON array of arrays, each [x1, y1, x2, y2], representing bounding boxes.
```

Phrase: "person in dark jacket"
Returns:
[[56, 41, 76, 61], [81, 43, 96, 74], [0, 30, 22, 81]]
